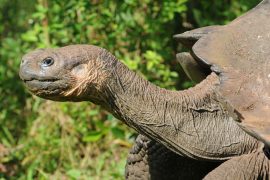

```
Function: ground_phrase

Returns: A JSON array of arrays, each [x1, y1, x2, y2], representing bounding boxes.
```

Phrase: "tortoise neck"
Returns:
[[102, 58, 215, 128], [94, 56, 260, 160]]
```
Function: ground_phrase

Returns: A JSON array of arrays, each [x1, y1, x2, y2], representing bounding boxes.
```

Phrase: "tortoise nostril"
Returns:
[[21, 58, 27, 65]]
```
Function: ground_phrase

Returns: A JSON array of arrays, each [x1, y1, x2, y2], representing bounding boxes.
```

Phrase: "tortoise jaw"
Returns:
[[24, 78, 59, 87], [19, 66, 66, 96], [23, 78, 69, 99], [21, 75, 60, 83]]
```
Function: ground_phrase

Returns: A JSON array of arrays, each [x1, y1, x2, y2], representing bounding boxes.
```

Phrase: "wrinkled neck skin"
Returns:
[[86, 50, 261, 160]]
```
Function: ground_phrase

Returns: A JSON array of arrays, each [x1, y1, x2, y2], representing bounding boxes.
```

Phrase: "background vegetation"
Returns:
[[0, 0, 260, 179]]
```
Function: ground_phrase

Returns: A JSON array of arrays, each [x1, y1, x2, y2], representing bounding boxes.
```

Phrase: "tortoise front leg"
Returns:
[[125, 134, 221, 180], [204, 148, 270, 180]]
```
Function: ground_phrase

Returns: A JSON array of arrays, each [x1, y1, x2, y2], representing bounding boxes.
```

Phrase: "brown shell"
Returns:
[[174, 25, 222, 49], [192, 0, 270, 145]]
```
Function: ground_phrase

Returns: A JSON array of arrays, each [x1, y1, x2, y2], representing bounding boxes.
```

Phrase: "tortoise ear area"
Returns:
[[71, 64, 88, 79]]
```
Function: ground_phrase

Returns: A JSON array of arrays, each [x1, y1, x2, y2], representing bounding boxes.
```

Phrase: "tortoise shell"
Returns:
[[192, 0, 270, 145]]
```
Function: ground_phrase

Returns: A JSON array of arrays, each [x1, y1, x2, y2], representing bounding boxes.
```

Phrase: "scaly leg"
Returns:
[[125, 134, 221, 180]]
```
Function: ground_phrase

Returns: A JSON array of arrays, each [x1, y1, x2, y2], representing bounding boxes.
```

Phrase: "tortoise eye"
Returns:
[[41, 57, 54, 67]]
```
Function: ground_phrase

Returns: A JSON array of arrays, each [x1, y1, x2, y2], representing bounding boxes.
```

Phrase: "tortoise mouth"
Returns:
[[23, 77, 59, 83], [23, 78, 69, 97], [23, 78, 60, 90]]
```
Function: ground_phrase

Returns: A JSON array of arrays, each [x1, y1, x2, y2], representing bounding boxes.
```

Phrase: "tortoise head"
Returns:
[[19, 45, 115, 102]]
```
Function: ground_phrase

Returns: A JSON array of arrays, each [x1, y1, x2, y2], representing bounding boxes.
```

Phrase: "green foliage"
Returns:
[[189, 0, 260, 26], [0, 0, 260, 179]]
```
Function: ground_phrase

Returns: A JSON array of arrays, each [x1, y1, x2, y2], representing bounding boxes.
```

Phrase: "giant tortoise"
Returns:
[[19, 0, 270, 179]]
